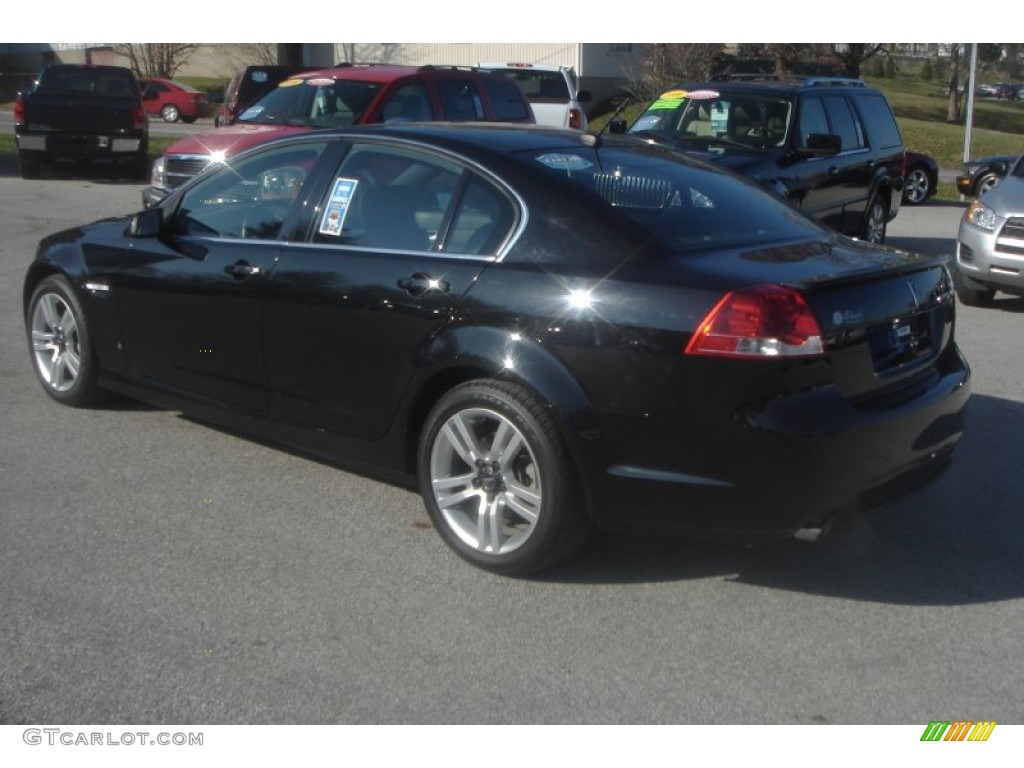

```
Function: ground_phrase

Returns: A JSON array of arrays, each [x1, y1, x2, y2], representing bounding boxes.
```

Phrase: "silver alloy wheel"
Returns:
[[31, 292, 81, 393], [865, 202, 886, 244], [977, 173, 999, 197], [161, 104, 179, 122], [429, 407, 542, 555], [904, 168, 930, 204]]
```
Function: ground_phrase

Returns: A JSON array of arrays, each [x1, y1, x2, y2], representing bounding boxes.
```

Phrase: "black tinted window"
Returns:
[[824, 96, 865, 150], [853, 93, 903, 150], [438, 80, 485, 121], [481, 79, 531, 121], [797, 97, 829, 147]]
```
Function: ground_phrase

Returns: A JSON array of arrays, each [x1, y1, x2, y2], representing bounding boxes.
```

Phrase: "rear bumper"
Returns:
[[17, 132, 144, 156], [577, 345, 970, 540]]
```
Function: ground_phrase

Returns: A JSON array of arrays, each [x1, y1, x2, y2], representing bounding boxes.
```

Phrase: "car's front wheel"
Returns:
[[27, 275, 105, 406], [418, 381, 591, 576], [976, 172, 1000, 198], [160, 104, 180, 123]]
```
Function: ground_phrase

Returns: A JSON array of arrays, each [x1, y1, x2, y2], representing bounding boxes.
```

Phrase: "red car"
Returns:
[[139, 78, 213, 123]]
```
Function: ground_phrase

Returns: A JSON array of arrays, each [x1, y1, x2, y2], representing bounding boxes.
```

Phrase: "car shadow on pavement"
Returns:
[[542, 393, 1024, 605], [0, 153, 145, 184], [886, 236, 956, 258]]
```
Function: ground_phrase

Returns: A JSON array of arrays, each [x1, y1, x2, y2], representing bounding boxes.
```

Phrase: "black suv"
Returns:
[[611, 76, 905, 243]]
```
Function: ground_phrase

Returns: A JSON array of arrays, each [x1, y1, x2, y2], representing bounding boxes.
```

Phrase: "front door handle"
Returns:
[[224, 261, 263, 280], [398, 273, 449, 296]]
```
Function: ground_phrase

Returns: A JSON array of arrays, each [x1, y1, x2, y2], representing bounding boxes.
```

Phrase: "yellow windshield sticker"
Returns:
[[650, 90, 687, 110], [278, 79, 303, 87]]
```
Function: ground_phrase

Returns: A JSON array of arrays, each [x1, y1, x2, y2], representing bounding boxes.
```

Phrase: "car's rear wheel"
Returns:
[[903, 167, 931, 205], [860, 195, 888, 244], [18, 151, 41, 179], [160, 104, 180, 123], [418, 381, 591, 576], [976, 172, 999, 198], [27, 275, 105, 406]]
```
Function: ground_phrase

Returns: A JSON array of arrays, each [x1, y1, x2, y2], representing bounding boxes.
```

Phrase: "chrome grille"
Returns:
[[999, 217, 1024, 240], [166, 154, 215, 190]]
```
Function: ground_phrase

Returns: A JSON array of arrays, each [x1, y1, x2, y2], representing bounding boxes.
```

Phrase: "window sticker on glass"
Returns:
[[687, 89, 720, 100], [535, 153, 593, 171], [650, 89, 687, 110], [239, 105, 265, 120], [633, 114, 662, 131], [278, 79, 303, 88], [307, 78, 334, 87], [319, 177, 359, 236]]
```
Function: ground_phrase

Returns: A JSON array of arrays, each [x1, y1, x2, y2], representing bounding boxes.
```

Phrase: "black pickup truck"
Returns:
[[14, 64, 149, 179]]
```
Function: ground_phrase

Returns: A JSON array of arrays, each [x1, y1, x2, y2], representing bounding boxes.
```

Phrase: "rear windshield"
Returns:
[[237, 77, 383, 128], [524, 142, 822, 252], [488, 68, 571, 102], [36, 66, 138, 97]]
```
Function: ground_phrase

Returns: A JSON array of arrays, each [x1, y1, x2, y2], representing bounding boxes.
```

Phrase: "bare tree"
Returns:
[[231, 43, 279, 67], [113, 44, 198, 78], [624, 43, 726, 100], [947, 43, 964, 123], [827, 44, 886, 78]]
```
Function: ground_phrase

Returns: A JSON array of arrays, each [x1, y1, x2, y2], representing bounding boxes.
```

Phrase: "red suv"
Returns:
[[143, 64, 535, 206]]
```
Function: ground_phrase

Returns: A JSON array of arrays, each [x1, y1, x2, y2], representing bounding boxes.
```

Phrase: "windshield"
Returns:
[[629, 89, 794, 151], [525, 141, 822, 252], [237, 77, 383, 128]]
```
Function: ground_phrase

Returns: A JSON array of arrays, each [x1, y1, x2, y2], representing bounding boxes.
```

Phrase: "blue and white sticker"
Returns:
[[239, 105, 265, 120], [319, 177, 359, 236], [632, 114, 662, 131], [535, 153, 593, 171]]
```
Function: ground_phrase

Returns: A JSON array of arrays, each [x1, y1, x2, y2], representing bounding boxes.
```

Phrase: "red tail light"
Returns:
[[132, 101, 146, 130], [685, 284, 825, 359], [14, 93, 26, 129], [569, 108, 583, 130]]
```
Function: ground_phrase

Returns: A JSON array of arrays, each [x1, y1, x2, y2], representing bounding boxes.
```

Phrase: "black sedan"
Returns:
[[956, 154, 1018, 198], [23, 124, 971, 576]]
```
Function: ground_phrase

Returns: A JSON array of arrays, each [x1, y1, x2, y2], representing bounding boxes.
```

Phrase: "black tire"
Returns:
[[953, 270, 995, 307], [860, 195, 887, 244], [18, 151, 41, 180], [902, 166, 931, 205], [418, 380, 591, 576], [182, 116, 197, 124], [975, 172, 999, 198], [26, 275, 106, 407]]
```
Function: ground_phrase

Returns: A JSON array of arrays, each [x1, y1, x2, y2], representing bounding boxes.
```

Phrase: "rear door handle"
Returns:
[[224, 261, 263, 279], [398, 273, 449, 296]]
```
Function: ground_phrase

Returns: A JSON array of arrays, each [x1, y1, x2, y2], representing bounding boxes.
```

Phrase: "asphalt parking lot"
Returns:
[[1, 160, 1022, 726]]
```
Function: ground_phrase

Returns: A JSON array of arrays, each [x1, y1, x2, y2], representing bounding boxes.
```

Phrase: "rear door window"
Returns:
[[853, 93, 903, 150], [481, 78, 531, 121], [824, 96, 865, 151], [437, 80, 486, 121]]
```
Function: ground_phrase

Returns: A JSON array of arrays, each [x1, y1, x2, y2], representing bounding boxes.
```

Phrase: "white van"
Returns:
[[478, 62, 590, 129]]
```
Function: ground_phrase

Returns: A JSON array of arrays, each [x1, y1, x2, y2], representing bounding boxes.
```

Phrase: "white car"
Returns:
[[478, 62, 590, 129]]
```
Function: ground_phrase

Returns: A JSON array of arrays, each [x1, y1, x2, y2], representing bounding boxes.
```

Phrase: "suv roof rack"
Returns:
[[417, 64, 483, 73], [708, 73, 867, 88], [709, 73, 780, 82], [794, 76, 866, 87]]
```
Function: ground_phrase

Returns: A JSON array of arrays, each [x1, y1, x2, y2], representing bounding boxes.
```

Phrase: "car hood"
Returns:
[[162, 123, 310, 157], [984, 176, 1024, 213]]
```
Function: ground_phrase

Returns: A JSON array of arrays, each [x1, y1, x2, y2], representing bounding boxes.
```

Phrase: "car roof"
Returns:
[[665, 77, 880, 97], [286, 63, 509, 84]]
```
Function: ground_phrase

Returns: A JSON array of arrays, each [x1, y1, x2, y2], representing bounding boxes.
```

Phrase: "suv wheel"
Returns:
[[976, 172, 999, 198], [861, 196, 887, 244]]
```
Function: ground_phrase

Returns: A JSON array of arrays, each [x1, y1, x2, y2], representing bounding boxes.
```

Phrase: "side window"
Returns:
[[480, 79, 530, 121], [824, 96, 865, 151], [173, 141, 327, 240], [443, 177, 516, 256], [853, 94, 904, 150], [313, 143, 463, 251], [379, 83, 433, 122], [797, 97, 828, 147], [437, 80, 485, 122]]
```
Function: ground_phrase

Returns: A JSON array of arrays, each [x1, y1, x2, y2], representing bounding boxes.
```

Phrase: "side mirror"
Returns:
[[608, 118, 628, 135], [794, 133, 841, 158], [129, 207, 163, 238]]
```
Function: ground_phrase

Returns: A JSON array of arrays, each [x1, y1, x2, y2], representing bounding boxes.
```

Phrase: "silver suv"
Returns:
[[479, 61, 590, 129], [956, 155, 1024, 305]]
